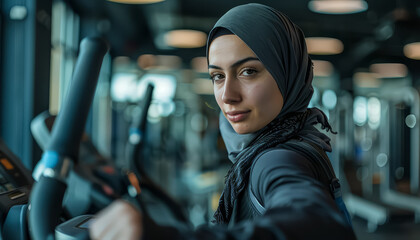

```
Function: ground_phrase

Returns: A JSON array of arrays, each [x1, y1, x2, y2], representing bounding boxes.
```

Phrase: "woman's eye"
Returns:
[[242, 68, 257, 76], [210, 73, 224, 82]]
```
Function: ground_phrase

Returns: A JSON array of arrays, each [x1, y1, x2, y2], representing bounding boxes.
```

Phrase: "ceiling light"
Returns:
[[369, 63, 408, 78], [404, 42, 420, 60], [308, 0, 368, 14], [353, 72, 382, 88], [137, 54, 157, 69], [191, 57, 208, 73], [154, 55, 182, 69], [306, 37, 344, 55], [312, 60, 334, 77], [108, 0, 164, 4], [114, 56, 131, 64], [137, 54, 182, 70], [164, 30, 207, 48]]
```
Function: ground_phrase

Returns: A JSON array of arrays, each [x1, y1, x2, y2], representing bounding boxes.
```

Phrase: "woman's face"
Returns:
[[208, 34, 284, 134]]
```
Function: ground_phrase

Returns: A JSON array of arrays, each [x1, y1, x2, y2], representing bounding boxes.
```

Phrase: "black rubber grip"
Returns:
[[47, 37, 109, 161], [29, 37, 109, 240], [29, 176, 67, 240], [132, 84, 154, 131]]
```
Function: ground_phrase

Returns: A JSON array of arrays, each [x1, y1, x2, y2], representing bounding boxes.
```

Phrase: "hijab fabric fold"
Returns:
[[206, 3, 335, 223]]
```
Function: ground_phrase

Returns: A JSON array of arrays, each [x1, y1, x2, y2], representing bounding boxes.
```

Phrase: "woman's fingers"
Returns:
[[89, 200, 143, 240]]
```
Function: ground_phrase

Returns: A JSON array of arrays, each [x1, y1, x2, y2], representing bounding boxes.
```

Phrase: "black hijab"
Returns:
[[206, 3, 335, 223]]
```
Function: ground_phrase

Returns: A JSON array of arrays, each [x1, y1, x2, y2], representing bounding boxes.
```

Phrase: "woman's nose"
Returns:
[[222, 77, 241, 104]]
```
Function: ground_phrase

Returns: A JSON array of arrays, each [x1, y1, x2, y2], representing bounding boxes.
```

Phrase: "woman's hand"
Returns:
[[89, 200, 143, 240]]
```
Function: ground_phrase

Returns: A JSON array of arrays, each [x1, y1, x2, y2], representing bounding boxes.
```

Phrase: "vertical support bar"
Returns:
[[0, 0, 52, 169], [407, 88, 420, 194]]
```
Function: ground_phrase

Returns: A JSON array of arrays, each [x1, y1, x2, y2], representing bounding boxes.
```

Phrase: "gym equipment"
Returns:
[[341, 87, 420, 231], [29, 36, 109, 240], [30, 85, 189, 225], [376, 87, 420, 221], [22, 36, 189, 240], [332, 91, 390, 231], [55, 215, 93, 240], [31, 111, 126, 218], [0, 139, 33, 239]]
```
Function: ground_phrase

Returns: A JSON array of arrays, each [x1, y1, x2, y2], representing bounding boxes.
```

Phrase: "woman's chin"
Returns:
[[234, 129, 250, 135], [232, 124, 254, 135], [231, 121, 268, 135]]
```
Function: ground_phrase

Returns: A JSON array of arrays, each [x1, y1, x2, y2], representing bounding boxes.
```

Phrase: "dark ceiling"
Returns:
[[65, 0, 420, 84]]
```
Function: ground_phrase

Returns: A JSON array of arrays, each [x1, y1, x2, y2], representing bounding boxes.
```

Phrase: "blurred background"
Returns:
[[1, 0, 420, 239]]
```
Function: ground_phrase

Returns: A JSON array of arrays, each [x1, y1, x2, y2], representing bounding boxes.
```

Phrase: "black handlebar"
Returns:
[[29, 37, 109, 240], [47, 37, 109, 161], [127, 84, 190, 224], [131, 84, 154, 137], [128, 84, 154, 170]]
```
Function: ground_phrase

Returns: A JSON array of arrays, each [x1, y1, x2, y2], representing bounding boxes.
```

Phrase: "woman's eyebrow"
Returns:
[[208, 57, 260, 70]]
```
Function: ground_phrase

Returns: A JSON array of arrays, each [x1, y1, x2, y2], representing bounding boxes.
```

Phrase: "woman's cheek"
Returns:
[[214, 88, 224, 108]]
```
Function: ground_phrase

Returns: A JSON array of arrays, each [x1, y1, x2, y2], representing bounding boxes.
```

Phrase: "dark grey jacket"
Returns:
[[144, 148, 356, 240]]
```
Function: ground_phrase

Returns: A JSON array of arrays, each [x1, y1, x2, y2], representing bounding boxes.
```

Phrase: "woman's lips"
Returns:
[[226, 110, 251, 122]]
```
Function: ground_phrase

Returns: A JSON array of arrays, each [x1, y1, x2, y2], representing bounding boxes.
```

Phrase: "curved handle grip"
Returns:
[[29, 37, 109, 240], [47, 37, 109, 161], [131, 84, 154, 132]]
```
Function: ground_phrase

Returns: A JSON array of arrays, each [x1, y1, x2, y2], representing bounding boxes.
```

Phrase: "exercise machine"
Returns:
[[0, 36, 189, 240]]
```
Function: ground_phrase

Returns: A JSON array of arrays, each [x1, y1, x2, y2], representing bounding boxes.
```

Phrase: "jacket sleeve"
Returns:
[[143, 149, 356, 240]]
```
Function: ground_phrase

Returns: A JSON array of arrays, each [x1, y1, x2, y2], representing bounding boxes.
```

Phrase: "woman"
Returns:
[[90, 3, 356, 239]]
